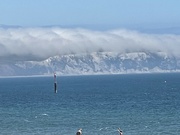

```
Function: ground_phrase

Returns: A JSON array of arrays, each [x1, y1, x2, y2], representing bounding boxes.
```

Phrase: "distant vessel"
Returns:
[[54, 73, 57, 93]]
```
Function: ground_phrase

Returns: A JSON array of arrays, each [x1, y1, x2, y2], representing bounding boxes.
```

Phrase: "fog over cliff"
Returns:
[[0, 27, 180, 62], [0, 27, 180, 76]]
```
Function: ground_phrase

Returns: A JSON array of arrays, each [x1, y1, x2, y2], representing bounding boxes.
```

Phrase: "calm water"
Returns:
[[0, 74, 180, 135]]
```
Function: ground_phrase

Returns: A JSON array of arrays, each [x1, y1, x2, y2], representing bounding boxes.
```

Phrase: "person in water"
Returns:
[[118, 128, 123, 135], [76, 128, 82, 135]]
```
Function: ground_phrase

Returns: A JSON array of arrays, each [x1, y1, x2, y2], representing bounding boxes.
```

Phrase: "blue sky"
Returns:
[[1, 0, 180, 63], [0, 0, 180, 29]]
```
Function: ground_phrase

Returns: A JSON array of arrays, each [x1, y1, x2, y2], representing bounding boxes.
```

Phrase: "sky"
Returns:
[[0, 0, 180, 29], [0, 0, 180, 63]]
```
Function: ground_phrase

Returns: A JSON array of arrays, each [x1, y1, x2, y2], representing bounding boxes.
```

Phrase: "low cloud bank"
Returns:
[[0, 27, 180, 62]]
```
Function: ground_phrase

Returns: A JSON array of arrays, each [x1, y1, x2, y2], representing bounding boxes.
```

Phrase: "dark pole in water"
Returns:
[[54, 73, 57, 93]]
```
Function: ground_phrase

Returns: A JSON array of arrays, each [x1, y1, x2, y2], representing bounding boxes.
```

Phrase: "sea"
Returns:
[[0, 73, 180, 135]]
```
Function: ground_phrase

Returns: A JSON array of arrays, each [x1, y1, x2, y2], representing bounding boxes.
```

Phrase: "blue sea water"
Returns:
[[0, 73, 180, 135]]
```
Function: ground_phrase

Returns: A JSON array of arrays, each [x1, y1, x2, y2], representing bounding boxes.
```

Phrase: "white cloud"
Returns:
[[0, 27, 180, 62]]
